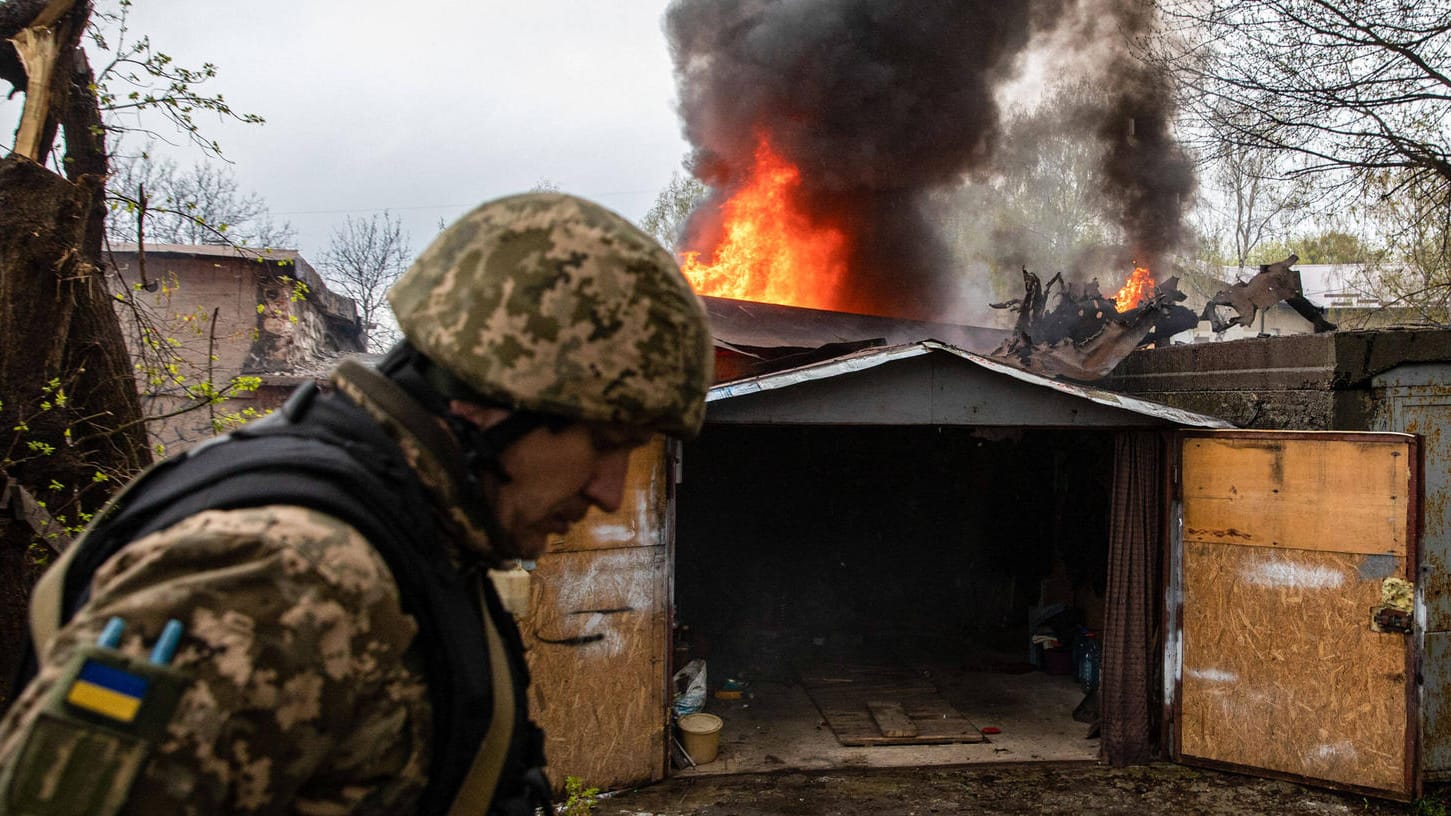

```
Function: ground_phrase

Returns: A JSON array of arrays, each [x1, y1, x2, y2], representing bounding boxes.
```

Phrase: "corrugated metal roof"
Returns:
[[703, 295, 1008, 353], [111, 243, 300, 261], [709, 339, 1235, 429]]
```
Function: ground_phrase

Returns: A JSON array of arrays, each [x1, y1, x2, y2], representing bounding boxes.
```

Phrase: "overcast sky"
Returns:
[[3, 0, 692, 260]]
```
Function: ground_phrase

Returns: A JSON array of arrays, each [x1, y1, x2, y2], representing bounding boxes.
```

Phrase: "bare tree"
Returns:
[[318, 212, 412, 351], [1158, 0, 1450, 251], [1162, 0, 1450, 183], [1196, 142, 1310, 269], [1, 0, 265, 525], [988, 88, 1119, 271], [642, 169, 709, 252], [939, 82, 1120, 284], [106, 151, 295, 248], [1356, 167, 1451, 323]]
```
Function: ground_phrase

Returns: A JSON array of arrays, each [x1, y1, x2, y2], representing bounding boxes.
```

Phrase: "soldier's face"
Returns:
[[495, 422, 652, 558], [467, 413, 650, 558]]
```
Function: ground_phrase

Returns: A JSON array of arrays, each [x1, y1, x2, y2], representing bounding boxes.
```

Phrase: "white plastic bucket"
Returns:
[[677, 712, 723, 764]]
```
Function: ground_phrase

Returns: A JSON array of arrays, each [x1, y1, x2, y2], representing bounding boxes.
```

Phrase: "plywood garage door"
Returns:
[[522, 437, 672, 790], [1177, 432, 1418, 799]]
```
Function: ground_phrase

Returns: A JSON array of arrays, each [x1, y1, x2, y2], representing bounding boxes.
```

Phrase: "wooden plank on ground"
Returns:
[[802, 664, 985, 746], [867, 701, 918, 737]]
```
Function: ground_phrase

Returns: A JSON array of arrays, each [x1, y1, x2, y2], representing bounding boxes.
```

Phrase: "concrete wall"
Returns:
[[1103, 329, 1451, 431], [1102, 333, 1341, 429]]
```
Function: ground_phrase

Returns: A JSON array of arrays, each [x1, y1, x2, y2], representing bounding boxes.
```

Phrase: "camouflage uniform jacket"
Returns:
[[0, 361, 510, 814]]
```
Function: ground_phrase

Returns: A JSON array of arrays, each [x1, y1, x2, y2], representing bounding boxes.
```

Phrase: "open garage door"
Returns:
[[1175, 431, 1420, 799], [673, 424, 1115, 773]]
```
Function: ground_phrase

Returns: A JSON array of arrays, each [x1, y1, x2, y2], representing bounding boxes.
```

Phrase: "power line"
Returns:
[[271, 189, 661, 218], [273, 203, 474, 217]]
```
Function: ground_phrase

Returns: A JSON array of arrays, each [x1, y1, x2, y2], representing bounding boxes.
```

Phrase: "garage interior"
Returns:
[[671, 423, 1116, 774]]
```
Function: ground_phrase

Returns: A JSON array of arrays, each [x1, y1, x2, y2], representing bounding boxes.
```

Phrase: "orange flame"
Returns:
[[1113, 266, 1155, 311], [680, 137, 847, 309]]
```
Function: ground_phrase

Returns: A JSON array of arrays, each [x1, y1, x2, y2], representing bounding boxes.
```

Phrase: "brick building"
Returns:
[[108, 244, 366, 453]]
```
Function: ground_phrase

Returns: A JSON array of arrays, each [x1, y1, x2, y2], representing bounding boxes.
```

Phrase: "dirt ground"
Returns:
[[594, 763, 1434, 815]]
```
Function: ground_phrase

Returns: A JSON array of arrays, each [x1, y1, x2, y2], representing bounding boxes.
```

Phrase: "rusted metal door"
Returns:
[[1174, 431, 1420, 799], [1372, 365, 1451, 778]]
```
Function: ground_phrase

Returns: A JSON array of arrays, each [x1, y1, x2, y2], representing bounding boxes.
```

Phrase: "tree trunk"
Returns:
[[0, 155, 150, 528], [0, 0, 148, 700], [0, 478, 54, 707], [0, 155, 147, 695], [0, 515, 31, 708]]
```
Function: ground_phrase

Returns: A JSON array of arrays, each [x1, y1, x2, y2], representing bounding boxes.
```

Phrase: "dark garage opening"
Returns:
[[673, 423, 1115, 773]]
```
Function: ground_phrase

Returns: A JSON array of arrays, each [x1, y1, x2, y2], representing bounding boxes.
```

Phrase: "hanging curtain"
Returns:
[[1101, 431, 1165, 765]]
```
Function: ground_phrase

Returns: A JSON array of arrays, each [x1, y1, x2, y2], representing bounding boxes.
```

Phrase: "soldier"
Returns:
[[0, 193, 714, 815]]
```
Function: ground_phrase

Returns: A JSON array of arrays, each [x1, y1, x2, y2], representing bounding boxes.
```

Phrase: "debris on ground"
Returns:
[[597, 762, 1423, 815]]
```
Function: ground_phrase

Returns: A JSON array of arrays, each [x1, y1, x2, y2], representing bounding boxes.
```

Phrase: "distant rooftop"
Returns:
[[108, 243, 357, 327], [1221, 262, 1391, 309]]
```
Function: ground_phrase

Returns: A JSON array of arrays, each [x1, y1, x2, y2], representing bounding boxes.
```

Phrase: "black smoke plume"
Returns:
[[665, 0, 1196, 321], [1092, 48, 1197, 261]]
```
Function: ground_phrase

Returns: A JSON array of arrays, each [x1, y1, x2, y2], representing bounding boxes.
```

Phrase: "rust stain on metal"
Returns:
[[1371, 605, 1413, 634], [1423, 639, 1451, 767], [1422, 551, 1451, 628], [1425, 489, 1448, 529]]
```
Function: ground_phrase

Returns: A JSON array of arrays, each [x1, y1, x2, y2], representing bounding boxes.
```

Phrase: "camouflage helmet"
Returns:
[[388, 192, 713, 438]]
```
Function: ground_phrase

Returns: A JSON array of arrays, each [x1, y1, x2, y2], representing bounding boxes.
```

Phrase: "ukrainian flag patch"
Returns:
[[65, 660, 150, 723]]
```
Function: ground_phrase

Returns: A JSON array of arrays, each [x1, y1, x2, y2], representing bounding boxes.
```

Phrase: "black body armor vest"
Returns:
[[20, 384, 546, 815]]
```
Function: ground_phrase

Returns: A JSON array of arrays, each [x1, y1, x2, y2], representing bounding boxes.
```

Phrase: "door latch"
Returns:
[[1372, 577, 1415, 634], [1372, 605, 1413, 634]]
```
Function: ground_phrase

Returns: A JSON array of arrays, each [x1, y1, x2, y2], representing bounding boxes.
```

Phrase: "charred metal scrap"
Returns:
[[989, 269, 1196, 381], [1200, 254, 1337, 334]]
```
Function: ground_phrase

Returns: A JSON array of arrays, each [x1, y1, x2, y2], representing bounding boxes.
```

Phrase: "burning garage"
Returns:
[[512, 0, 1428, 803], [519, 294, 1229, 785], [673, 310, 1231, 771], [519, 303, 1429, 803]]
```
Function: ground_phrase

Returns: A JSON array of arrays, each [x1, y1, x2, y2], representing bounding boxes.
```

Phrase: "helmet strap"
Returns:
[[443, 412, 545, 486], [378, 341, 572, 485], [377, 341, 452, 414]]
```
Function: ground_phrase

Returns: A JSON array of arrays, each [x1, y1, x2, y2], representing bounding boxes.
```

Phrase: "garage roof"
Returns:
[[707, 340, 1234, 428], [703, 295, 1007, 352]]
